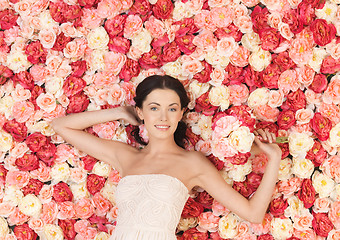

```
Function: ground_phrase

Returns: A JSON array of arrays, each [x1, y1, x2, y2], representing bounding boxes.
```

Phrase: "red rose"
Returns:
[[81, 155, 98, 171], [182, 197, 204, 218], [174, 18, 199, 37], [63, 76, 87, 97], [196, 191, 213, 209], [0, 164, 8, 186], [182, 228, 209, 240], [258, 234, 274, 240], [250, 6, 270, 33], [88, 214, 109, 232], [139, 48, 162, 69], [63, 4, 82, 21], [70, 60, 87, 78], [207, 154, 224, 171], [233, 180, 253, 198], [53, 182, 74, 202], [152, 0, 174, 20], [209, 232, 224, 240], [310, 19, 336, 46], [277, 110, 296, 130], [0, 65, 13, 85], [309, 73, 327, 93], [12, 71, 34, 90], [193, 61, 212, 83], [30, 85, 45, 110], [3, 119, 27, 142], [161, 41, 181, 63], [244, 65, 260, 89], [283, 89, 306, 112], [36, 143, 56, 167], [151, 33, 170, 49], [15, 153, 39, 171], [261, 63, 281, 89], [119, 58, 140, 82], [175, 34, 196, 55], [78, 0, 100, 8], [256, 121, 279, 136], [283, 9, 303, 34], [0, 9, 19, 30], [52, 32, 73, 52], [259, 28, 281, 51], [108, 36, 131, 54], [58, 219, 76, 240], [306, 140, 327, 167], [224, 63, 246, 85], [195, 91, 218, 116], [320, 55, 340, 74], [14, 224, 37, 240], [185, 128, 200, 149], [86, 174, 106, 195], [273, 52, 296, 72], [309, 112, 332, 141], [130, 0, 151, 17], [312, 212, 334, 237], [247, 172, 262, 192], [67, 92, 90, 114], [226, 152, 251, 165], [104, 15, 126, 38], [286, 238, 300, 240], [298, 179, 316, 209], [22, 178, 44, 196], [279, 143, 289, 159], [227, 105, 255, 131], [25, 132, 49, 152], [297, 2, 316, 26], [49, 1, 67, 23], [214, 23, 243, 42], [269, 196, 288, 217]]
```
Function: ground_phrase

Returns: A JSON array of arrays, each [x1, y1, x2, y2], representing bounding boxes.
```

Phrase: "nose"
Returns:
[[160, 109, 168, 121]]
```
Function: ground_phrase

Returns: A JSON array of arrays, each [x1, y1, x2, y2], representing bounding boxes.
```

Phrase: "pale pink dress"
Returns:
[[109, 174, 189, 240]]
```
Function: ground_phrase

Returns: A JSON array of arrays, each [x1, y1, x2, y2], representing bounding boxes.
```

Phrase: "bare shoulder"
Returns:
[[181, 150, 217, 176]]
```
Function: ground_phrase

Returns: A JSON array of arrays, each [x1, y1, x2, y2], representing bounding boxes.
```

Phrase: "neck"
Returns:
[[142, 137, 180, 155]]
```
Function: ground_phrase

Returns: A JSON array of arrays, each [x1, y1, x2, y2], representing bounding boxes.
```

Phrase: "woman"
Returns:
[[51, 75, 282, 239]]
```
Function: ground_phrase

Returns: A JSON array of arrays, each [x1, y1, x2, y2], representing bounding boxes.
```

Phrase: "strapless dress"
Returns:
[[109, 174, 189, 240]]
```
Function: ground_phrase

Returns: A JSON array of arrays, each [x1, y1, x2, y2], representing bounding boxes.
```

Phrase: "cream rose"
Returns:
[[291, 157, 314, 179], [278, 157, 292, 180], [247, 87, 270, 109], [229, 126, 254, 153], [50, 162, 70, 184], [18, 194, 42, 217], [205, 49, 230, 68], [162, 60, 183, 79], [284, 196, 307, 218], [0, 217, 9, 237], [69, 182, 90, 201], [209, 85, 230, 111], [45, 76, 64, 96], [177, 217, 198, 232], [0, 130, 13, 152], [89, 49, 106, 72], [92, 161, 111, 178], [330, 184, 340, 201], [43, 224, 64, 240], [100, 180, 117, 205], [241, 32, 261, 52], [270, 218, 293, 239], [248, 48, 272, 72], [131, 28, 152, 53], [94, 232, 110, 240], [30, 121, 55, 137], [197, 115, 213, 141], [0, 95, 14, 118], [188, 80, 210, 100], [308, 47, 327, 73], [3, 186, 23, 206], [87, 26, 109, 50], [315, 2, 337, 23], [329, 122, 340, 147], [218, 213, 239, 239], [6, 50, 32, 72], [228, 159, 252, 182], [172, 1, 191, 21], [312, 171, 335, 198], [288, 132, 314, 158], [39, 11, 58, 30]]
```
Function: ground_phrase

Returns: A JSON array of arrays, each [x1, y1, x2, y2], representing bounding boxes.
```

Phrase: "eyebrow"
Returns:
[[148, 102, 180, 106]]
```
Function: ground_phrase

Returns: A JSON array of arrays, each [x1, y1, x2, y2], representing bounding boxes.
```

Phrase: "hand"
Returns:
[[253, 129, 282, 159], [119, 106, 142, 126]]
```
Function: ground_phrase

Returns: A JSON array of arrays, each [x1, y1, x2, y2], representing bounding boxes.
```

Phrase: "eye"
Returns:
[[150, 107, 157, 111], [169, 108, 177, 112]]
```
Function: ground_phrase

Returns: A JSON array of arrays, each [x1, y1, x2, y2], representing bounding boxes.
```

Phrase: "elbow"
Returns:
[[246, 211, 265, 224], [50, 118, 63, 134]]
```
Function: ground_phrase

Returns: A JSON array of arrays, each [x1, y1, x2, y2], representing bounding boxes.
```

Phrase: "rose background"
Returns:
[[0, 0, 340, 239]]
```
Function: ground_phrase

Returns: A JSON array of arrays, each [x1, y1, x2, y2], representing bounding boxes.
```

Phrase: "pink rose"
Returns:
[[282, 9, 303, 34], [182, 228, 208, 240], [75, 198, 95, 219], [123, 14, 143, 39], [282, 89, 306, 112], [230, 45, 250, 68], [12, 71, 34, 90], [193, 61, 212, 83], [58, 201, 76, 219], [130, 0, 151, 17], [86, 174, 106, 195], [182, 197, 204, 218], [119, 58, 140, 82], [297, 2, 316, 26], [41, 201, 58, 224], [309, 112, 332, 141], [3, 119, 27, 142], [298, 179, 316, 208], [70, 60, 87, 78], [7, 208, 30, 226], [104, 15, 126, 38], [15, 153, 39, 171], [197, 212, 219, 232], [6, 170, 30, 188], [161, 41, 181, 63], [108, 36, 131, 55], [0, 201, 15, 217], [13, 224, 37, 240], [273, 51, 296, 72], [215, 24, 243, 42], [78, 0, 100, 8], [309, 73, 327, 93], [36, 143, 56, 167], [312, 212, 334, 237], [139, 48, 162, 69], [12, 101, 35, 123], [49, 1, 67, 23], [52, 32, 72, 52], [261, 63, 280, 89], [92, 192, 112, 217], [269, 196, 288, 217], [0, 65, 13, 85]]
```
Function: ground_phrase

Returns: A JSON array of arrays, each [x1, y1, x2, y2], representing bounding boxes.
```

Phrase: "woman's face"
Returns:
[[136, 88, 184, 140]]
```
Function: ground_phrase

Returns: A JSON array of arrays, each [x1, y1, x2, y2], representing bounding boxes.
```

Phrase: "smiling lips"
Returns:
[[155, 125, 170, 130]]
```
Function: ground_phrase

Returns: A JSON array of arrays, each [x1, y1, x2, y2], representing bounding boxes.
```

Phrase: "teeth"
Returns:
[[156, 125, 169, 129]]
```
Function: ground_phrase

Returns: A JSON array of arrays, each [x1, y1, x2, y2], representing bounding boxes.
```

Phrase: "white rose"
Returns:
[[177, 217, 198, 232], [31, 121, 55, 137], [45, 76, 64, 96], [188, 80, 209, 99], [6, 50, 32, 72], [43, 224, 64, 240], [312, 171, 335, 198], [315, 2, 337, 23], [229, 126, 254, 153], [39, 11, 58, 30], [162, 60, 183, 78], [330, 184, 340, 201], [197, 115, 213, 141], [18, 194, 42, 217], [131, 28, 152, 53], [217, 37, 237, 58], [0, 95, 14, 118], [92, 161, 111, 178], [3, 186, 23, 206], [172, 1, 191, 21], [112, 126, 129, 143], [218, 213, 239, 239], [270, 218, 293, 239], [0, 130, 13, 152], [291, 157, 314, 179], [247, 87, 270, 109], [284, 196, 309, 218], [241, 32, 261, 52], [278, 157, 292, 181], [94, 232, 110, 240], [209, 85, 230, 111], [205, 49, 230, 68], [329, 122, 340, 147], [69, 182, 90, 201], [87, 27, 109, 50], [88, 49, 105, 72], [0, 217, 9, 237], [51, 162, 70, 183], [288, 132, 314, 158], [228, 159, 252, 182], [308, 47, 327, 73], [249, 48, 272, 72], [100, 180, 117, 205]]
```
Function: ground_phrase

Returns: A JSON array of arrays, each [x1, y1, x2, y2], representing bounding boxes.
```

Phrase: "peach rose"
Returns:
[[233, 4, 248, 19], [293, 211, 313, 230], [38, 29, 57, 49], [323, 75, 340, 105], [7, 207, 29, 226], [11, 84, 31, 102], [197, 211, 220, 232], [30, 162, 52, 183], [30, 64, 49, 84], [106, 206, 118, 222], [268, 90, 284, 108], [38, 184, 53, 204], [253, 105, 280, 122], [305, 89, 322, 106], [81, 8, 103, 30], [43, 104, 66, 122], [41, 201, 58, 224], [55, 59, 72, 78], [194, 10, 217, 32], [236, 221, 250, 237], [234, 15, 253, 33], [249, 213, 272, 235], [107, 84, 125, 106], [182, 59, 204, 77], [217, 37, 237, 58], [0, 202, 15, 217], [321, 155, 340, 183], [36, 93, 56, 113], [195, 139, 212, 156], [318, 103, 340, 125], [268, 12, 282, 28], [75, 198, 94, 219], [293, 229, 316, 240], [30, 0, 49, 15], [104, 51, 126, 75], [210, 6, 233, 28], [296, 65, 315, 87], [230, 45, 250, 67], [9, 142, 29, 158], [278, 22, 294, 40], [57, 201, 76, 220], [145, 16, 166, 38], [313, 197, 331, 213], [12, 101, 35, 123], [228, 84, 249, 106], [63, 38, 87, 61], [124, 14, 143, 39], [289, 38, 313, 65], [92, 192, 112, 217], [28, 217, 45, 233], [192, 30, 218, 51], [97, 0, 122, 19], [6, 170, 30, 189], [70, 168, 87, 184], [45, 55, 62, 73], [251, 153, 268, 174], [295, 108, 314, 124], [277, 177, 302, 197], [328, 229, 340, 240], [108, 169, 121, 184], [278, 69, 299, 94]]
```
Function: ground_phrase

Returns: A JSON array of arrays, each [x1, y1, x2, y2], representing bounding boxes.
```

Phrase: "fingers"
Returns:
[[254, 128, 276, 143]]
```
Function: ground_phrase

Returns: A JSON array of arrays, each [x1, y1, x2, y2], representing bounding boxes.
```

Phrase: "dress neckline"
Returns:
[[120, 173, 190, 193]]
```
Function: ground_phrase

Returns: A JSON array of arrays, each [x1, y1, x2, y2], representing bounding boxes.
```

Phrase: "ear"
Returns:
[[135, 107, 144, 121]]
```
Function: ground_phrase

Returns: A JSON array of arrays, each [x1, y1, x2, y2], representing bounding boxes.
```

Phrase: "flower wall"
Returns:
[[0, 0, 340, 239]]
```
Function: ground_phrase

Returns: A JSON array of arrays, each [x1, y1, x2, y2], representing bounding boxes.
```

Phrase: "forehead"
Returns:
[[143, 89, 181, 104]]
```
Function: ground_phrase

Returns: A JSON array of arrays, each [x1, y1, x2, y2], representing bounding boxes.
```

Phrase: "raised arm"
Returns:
[[193, 129, 281, 224], [51, 106, 140, 172]]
